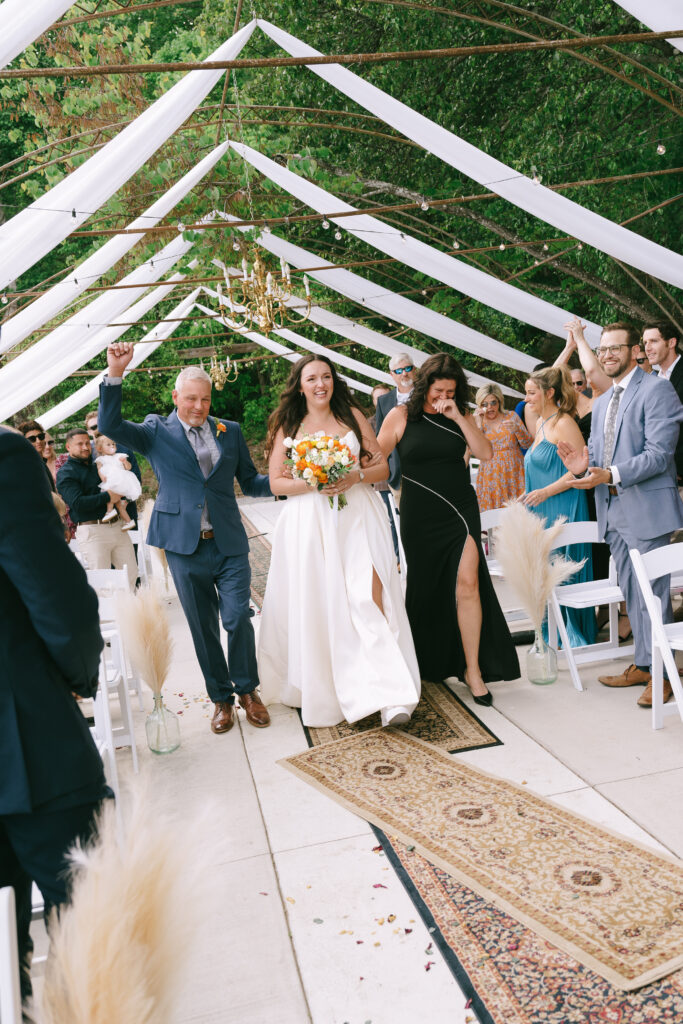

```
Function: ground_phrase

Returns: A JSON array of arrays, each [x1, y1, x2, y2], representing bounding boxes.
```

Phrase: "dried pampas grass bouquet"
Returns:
[[494, 502, 584, 635]]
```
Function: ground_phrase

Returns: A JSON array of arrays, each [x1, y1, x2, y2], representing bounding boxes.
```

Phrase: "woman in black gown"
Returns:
[[378, 353, 519, 706]]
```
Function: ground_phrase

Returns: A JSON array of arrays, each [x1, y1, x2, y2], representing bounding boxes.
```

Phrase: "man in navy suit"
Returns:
[[99, 343, 273, 734], [559, 322, 683, 708], [373, 353, 415, 490], [643, 320, 683, 484], [0, 428, 109, 1009]]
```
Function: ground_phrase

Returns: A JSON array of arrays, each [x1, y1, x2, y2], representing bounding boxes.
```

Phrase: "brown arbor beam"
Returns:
[[1, 30, 681, 80]]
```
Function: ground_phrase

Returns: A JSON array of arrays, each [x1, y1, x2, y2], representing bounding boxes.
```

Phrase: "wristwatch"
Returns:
[[358, 469, 365, 482]]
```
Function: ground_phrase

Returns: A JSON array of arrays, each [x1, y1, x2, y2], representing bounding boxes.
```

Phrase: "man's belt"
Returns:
[[199, 529, 215, 540], [78, 518, 119, 526]]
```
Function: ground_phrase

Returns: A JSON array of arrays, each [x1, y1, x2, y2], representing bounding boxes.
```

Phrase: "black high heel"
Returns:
[[464, 672, 493, 707]]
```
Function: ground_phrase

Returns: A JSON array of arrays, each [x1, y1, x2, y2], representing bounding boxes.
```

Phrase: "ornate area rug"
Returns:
[[282, 728, 683, 991], [304, 680, 500, 754]]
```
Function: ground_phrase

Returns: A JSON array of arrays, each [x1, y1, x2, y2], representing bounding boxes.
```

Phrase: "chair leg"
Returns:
[[652, 642, 664, 730], [551, 593, 584, 692]]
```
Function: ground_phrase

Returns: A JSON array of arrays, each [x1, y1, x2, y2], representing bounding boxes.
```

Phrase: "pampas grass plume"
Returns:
[[494, 502, 585, 634], [117, 585, 172, 696], [41, 783, 224, 1024]]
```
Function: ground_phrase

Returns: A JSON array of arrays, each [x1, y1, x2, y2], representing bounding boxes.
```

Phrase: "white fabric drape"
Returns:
[[1, 144, 228, 354], [0, 20, 255, 291], [40, 289, 201, 429], [220, 220, 526, 393], [197, 293, 393, 386], [0, 243, 197, 422], [257, 20, 683, 288], [214, 271, 521, 397], [229, 142, 603, 350], [611, 2, 683, 52], [0, 1, 74, 70]]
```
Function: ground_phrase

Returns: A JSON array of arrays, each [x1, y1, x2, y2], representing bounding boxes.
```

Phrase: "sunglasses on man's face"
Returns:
[[393, 365, 414, 375], [26, 432, 45, 443], [636, 357, 647, 365]]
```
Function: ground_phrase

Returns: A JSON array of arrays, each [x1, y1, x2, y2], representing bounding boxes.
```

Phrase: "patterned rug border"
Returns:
[[297, 683, 502, 755], [281, 728, 683, 991]]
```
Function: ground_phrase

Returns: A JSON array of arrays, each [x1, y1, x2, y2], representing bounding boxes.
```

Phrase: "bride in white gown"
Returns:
[[257, 354, 421, 728]]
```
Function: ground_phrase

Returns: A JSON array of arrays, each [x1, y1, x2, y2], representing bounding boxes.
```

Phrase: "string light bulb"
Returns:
[[420, 200, 429, 211], [543, 243, 549, 251], [531, 166, 542, 185], [499, 243, 506, 251], [334, 229, 342, 240], [322, 218, 330, 229], [71, 208, 77, 219], [1, 295, 7, 305], [577, 243, 583, 251], [657, 143, 666, 155], [232, 241, 240, 251], [177, 222, 185, 233], [452, 240, 460, 249]]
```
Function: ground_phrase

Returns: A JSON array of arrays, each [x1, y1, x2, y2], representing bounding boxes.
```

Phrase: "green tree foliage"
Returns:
[[1, 0, 680, 440]]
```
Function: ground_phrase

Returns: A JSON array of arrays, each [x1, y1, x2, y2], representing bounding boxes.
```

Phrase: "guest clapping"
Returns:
[[474, 384, 531, 511]]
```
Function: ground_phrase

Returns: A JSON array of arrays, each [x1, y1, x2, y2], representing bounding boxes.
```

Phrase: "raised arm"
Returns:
[[98, 342, 155, 454], [564, 318, 611, 394]]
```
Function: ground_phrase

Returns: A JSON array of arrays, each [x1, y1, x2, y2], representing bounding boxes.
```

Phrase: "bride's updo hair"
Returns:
[[265, 353, 368, 458], [407, 353, 469, 421], [529, 364, 577, 419]]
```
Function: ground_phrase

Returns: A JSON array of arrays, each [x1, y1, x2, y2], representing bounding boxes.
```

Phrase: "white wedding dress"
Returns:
[[257, 432, 421, 727]]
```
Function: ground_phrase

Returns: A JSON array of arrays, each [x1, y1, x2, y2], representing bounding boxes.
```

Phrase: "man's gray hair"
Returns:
[[174, 365, 212, 392], [389, 352, 413, 372]]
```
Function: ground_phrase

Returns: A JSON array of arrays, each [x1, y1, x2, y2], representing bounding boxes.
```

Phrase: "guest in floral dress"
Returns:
[[474, 384, 532, 512]]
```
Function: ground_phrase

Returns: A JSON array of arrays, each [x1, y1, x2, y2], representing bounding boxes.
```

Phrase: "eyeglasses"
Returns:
[[392, 365, 414, 375], [46, 439, 56, 446], [480, 400, 498, 409], [595, 344, 633, 359], [26, 432, 45, 443]]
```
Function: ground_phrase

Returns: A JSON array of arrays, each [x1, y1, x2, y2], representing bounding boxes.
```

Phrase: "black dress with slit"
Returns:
[[397, 412, 520, 684]]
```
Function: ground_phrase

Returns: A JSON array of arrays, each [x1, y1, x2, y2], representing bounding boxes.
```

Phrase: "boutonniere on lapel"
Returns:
[[215, 422, 226, 439]]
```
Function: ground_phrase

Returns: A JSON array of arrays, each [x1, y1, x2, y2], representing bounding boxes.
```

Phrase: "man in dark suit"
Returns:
[[374, 354, 415, 490], [0, 428, 109, 1009], [99, 342, 273, 735], [643, 320, 683, 483], [559, 322, 683, 708]]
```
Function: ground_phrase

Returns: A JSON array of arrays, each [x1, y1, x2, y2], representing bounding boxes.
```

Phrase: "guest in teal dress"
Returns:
[[522, 365, 596, 648]]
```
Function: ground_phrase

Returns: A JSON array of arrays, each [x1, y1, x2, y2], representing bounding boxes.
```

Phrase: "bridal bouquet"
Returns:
[[284, 432, 357, 509]]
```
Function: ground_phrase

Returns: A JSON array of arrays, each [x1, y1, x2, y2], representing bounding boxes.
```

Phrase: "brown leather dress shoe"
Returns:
[[598, 664, 650, 688], [238, 690, 270, 728], [637, 679, 673, 707], [211, 701, 235, 734]]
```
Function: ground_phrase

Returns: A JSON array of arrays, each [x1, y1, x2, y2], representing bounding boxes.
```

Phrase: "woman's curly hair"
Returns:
[[406, 353, 470, 421]]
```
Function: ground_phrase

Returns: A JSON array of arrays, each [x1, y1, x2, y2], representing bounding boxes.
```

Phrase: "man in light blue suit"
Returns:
[[99, 342, 273, 735], [559, 322, 683, 708]]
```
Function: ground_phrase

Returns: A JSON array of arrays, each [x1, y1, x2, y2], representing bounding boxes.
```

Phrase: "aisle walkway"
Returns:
[[32, 498, 683, 1023]]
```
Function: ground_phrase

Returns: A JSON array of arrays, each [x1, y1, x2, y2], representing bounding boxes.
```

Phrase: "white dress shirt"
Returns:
[[396, 388, 412, 405], [654, 354, 680, 381]]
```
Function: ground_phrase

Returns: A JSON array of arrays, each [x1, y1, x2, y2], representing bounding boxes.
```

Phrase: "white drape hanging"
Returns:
[[1, 143, 228, 354], [40, 289, 201, 429], [213, 272, 521, 396], [0, 20, 256, 291], [611, 1, 683, 52], [220, 219, 528, 391], [197, 291, 393, 385], [0, 0, 74, 70], [257, 20, 683, 288], [0, 244, 198, 422], [228, 142, 603, 349]]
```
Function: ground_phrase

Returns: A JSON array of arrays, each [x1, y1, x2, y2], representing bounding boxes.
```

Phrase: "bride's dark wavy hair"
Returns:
[[265, 353, 369, 458], [407, 353, 470, 421]]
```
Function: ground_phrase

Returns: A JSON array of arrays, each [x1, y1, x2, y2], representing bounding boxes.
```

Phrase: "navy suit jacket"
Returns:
[[588, 367, 683, 542], [375, 389, 401, 489], [0, 429, 105, 815], [98, 382, 272, 556]]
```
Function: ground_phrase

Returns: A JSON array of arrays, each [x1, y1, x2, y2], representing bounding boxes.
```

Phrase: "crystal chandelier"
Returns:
[[216, 250, 311, 337]]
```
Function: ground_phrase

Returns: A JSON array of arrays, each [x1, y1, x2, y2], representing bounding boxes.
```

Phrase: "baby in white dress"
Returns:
[[95, 435, 142, 529]]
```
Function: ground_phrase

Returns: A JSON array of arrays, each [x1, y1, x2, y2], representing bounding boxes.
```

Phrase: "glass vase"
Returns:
[[526, 630, 558, 685], [145, 694, 180, 755]]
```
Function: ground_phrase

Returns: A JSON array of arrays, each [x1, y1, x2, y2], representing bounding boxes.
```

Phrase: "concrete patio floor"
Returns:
[[30, 497, 683, 1023]]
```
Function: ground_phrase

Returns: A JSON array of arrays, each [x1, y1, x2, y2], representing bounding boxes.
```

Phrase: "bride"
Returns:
[[257, 354, 421, 728]]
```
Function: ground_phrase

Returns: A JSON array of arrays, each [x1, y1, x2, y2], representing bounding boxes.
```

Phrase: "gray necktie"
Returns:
[[603, 385, 623, 469], [191, 426, 213, 478]]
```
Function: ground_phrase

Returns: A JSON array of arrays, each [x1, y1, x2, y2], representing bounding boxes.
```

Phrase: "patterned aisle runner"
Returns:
[[282, 728, 683, 993]]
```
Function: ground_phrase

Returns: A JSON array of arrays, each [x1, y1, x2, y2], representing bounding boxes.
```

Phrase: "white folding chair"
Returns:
[[0, 887, 22, 1024], [630, 546, 683, 729], [546, 522, 631, 692], [86, 568, 140, 768], [480, 507, 505, 578]]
